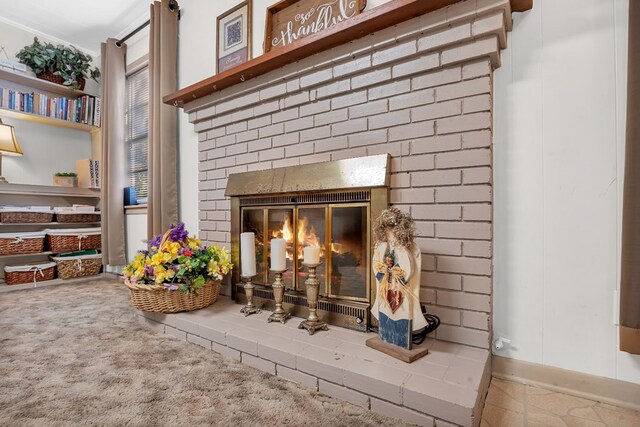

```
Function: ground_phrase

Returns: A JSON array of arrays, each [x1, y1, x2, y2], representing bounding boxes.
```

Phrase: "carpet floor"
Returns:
[[0, 278, 410, 427]]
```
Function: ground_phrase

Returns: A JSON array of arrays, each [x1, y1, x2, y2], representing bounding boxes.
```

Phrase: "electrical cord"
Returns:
[[412, 305, 440, 345]]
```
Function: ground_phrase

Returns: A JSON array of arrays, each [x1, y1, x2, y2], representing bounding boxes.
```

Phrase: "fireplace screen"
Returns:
[[240, 202, 370, 303]]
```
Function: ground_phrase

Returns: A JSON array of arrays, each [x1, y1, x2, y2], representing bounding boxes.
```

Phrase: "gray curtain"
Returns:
[[100, 39, 127, 266], [620, 1, 640, 355], [147, 0, 179, 238]]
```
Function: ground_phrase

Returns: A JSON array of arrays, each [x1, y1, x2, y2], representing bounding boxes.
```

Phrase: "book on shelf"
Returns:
[[76, 159, 101, 189], [0, 87, 101, 127]]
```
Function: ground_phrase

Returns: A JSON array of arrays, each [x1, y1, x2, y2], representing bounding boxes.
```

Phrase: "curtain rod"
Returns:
[[115, 0, 180, 47]]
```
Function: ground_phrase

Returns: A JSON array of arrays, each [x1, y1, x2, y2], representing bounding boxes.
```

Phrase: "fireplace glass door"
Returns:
[[240, 202, 369, 302]]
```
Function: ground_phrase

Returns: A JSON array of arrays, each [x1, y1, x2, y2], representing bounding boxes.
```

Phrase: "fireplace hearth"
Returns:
[[226, 154, 390, 331]]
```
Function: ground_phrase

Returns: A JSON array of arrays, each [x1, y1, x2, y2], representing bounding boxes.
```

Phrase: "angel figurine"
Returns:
[[370, 208, 426, 349]]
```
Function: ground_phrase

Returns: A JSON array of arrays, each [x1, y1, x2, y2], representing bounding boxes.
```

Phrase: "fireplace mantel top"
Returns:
[[225, 154, 390, 196], [164, 0, 532, 108]]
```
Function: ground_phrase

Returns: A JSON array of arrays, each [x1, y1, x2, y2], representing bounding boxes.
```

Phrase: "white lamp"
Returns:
[[0, 118, 22, 183]]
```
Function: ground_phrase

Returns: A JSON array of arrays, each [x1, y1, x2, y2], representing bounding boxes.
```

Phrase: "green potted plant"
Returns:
[[16, 38, 100, 91], [53, 172, 78, 187]]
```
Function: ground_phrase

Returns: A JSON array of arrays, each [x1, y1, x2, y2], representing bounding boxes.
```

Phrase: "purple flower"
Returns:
[[144, 265, 155, 278], [147, 234, 162, 251], [169, 222, 188, 243], [164, 284, 179, 291]]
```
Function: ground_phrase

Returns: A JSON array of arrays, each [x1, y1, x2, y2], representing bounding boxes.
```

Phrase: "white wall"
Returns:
[[0, 20, 94, 186], [493, 0, 640, 384]]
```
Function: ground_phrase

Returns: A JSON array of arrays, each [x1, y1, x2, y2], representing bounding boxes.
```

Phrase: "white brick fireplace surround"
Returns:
[[144, 1, 514, 426]]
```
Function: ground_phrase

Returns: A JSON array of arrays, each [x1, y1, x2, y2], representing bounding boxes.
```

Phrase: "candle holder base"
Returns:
[[298, 319, 328, 335], [240, 306, 261, 316], [240, 275, 260, 317], [268, 311, 291, 324]]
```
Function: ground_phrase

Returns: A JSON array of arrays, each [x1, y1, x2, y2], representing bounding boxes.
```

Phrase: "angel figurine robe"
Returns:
[[370, 214, 426, 350]]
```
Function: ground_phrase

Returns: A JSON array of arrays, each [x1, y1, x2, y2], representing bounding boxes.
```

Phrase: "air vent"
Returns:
[[240, 190, 370, 206]]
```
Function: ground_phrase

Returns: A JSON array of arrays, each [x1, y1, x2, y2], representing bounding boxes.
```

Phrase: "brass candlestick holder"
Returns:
[[240, 275, 261, 316], [267, 269, 291, 324], [298, 262, 328, 335]]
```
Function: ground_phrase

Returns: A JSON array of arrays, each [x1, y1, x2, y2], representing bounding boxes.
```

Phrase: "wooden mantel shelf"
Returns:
[[164, 0, 532, 108]]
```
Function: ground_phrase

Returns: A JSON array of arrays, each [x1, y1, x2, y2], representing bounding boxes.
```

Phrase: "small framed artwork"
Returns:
[[216, 0, 252, 74]]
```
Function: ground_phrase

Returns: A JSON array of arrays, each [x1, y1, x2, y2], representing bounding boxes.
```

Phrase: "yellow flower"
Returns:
[[187, 237, 201, 250]]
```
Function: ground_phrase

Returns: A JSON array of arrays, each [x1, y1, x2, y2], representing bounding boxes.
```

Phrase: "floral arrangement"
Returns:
[[123, 223, 233, 294]]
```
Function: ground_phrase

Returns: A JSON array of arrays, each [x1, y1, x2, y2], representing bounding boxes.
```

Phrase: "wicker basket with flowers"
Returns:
[[123, 223, 233, 313]]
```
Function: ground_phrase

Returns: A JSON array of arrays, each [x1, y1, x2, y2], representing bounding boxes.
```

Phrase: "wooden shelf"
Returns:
[[163, 0, 532, 108], [0, 183, 100, 198], [0, 107, 99, 133], [0, 68, 98, 98], [0, 273, 106, 293], [0, 251, 53, 259], [0, 222, 100, 227]]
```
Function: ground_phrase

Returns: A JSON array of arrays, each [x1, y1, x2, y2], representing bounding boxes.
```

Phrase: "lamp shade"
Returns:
[[0, 119, 22, 156]]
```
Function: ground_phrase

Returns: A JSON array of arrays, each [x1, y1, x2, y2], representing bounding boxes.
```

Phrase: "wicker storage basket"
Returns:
[[0, 207, 54, 224], [125, 279, 220, 313], [51, 253, 102, 279], [4, 262, 56, 285], [0, 232, 46, 255], [55, 212, 101, 223], [45, 228, 101, 252]]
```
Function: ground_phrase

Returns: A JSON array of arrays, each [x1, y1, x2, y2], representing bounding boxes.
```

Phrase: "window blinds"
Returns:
[[126, 67, 149, 200]]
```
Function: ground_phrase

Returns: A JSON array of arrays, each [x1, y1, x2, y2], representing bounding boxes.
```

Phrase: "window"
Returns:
[[125, 67, 149, 201]]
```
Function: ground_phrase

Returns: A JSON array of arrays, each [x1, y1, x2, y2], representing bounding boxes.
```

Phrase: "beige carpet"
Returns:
[[0, 278, 409, 427]]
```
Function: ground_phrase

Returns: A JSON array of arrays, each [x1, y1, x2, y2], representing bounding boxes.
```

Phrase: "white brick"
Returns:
[[272, 108, 299, 124], [334, 55, 372, 78], [412, 169, 461, 186], [332, 117, 367, 136], [277, 366, 318, 390], [259, 147, 285, 161], [436, 148, 491, 169], [437, 256, 492, 276], [411, 134, 462, 154], [463, 167, 492, 184], [463, 275, 491, 294], [368, 110, 410, 130], [285, 116, 314, 133], [242, 353, 276, 375], [165, 326, 186, 341], [462, 60, 491, 80], [332, 90, 367, 110], [350, 99, 388, 118], [372, 40, 417, 66], [436, 77, 491, 102], [392, 53, 440, 79], [413, 100, 462, 122], [315, 109, 348, 126], [462, 130, 492, 148], [300, 100, 330, 117], [436, 324, 490, 348], [369, 79, 411, 100], [187, 334, 211, 349], [436, 221, 492, 240], [418, 23, 472, 52], [412, 67, 462, 90], [462, 310, 490, 330], [441, 36, 500, 67], [390, 88, 435, 111], [300, 68, 333, 88], [389, 121, 435, 141], [319, 380, 370, 408], [315, 136, 348, 153], [371, 398, 435, 427], [351, 68, 391, 90], [349, 129, 387, 147], [300, 125, 331, 142], [316, 79, 351, 99], [259, 123, 284, 138], [211, 342, 241, 361]]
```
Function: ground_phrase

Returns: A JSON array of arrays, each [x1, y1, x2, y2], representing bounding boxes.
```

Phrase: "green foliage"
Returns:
[[54, 172, 77, 177], [16, 37, 101, 90]]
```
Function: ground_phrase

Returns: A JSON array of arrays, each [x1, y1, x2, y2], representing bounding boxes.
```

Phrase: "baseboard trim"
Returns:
[[492, 356, 640, 411]]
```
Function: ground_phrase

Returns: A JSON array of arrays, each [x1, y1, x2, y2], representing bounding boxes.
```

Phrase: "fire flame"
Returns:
[[272, 215, 326, 259]]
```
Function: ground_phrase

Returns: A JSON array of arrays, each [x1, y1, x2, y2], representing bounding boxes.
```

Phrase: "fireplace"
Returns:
[[225, 154, 390, 331]]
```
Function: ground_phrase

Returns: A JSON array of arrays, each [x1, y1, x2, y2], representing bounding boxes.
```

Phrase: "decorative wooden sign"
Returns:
[[264, 0, 366, 52]]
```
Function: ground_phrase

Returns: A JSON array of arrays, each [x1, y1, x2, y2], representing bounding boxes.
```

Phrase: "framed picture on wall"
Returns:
[[216, 0, 252, 74]]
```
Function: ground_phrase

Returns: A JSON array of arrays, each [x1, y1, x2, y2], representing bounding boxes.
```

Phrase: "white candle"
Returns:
[[303, 246, 320, 264], [270, 238, 287, 271], [240, 232, 256, 277]]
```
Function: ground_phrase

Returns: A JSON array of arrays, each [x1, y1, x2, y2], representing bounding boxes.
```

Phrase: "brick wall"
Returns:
[[187, 0, 512, 349]]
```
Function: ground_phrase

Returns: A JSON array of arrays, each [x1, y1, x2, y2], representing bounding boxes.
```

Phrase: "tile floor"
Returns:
[[481, 377, 640, 427]]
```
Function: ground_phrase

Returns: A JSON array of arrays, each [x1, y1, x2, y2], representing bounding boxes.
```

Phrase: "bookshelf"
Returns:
[[0, 183, 102, 289], [0, 68, 100, 133]]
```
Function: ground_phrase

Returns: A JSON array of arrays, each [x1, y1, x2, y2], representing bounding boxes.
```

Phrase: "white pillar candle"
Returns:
[[303, 246, 321, 264], [240, 232, 256, 277], [270, 238, 287, 271]]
